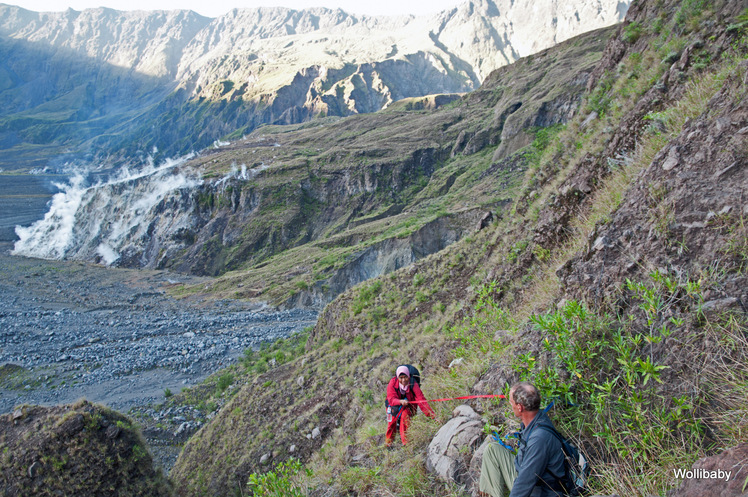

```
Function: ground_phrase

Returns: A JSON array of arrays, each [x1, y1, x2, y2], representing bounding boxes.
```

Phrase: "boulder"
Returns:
[[28, 461, 41, 478], [105, 425, 121, 439], [426, 405, 485, 486], [57, 414, 85, 437]]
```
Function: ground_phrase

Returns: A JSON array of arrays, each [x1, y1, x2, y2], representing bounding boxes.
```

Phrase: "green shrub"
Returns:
[[247, 458, 309, 497], [587, 75, 614, 116], [352, 280, 383, 315], [623, 21, 643, 43], [508, 270, 748, 495], [216, 373, 234, 393], [674, 0, 706, 33]]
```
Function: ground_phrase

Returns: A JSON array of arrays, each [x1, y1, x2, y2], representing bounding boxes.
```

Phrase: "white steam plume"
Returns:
[[13, 155, 201, 264]]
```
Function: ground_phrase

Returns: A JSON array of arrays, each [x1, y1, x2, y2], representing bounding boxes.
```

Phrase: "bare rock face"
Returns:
[[558, 59, 748, 306]]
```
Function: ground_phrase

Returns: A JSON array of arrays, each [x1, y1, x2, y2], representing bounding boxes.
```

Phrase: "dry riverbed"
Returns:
[[0, 243, 317, 466]]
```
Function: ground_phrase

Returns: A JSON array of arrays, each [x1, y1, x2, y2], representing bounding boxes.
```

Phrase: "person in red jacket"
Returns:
[[386, 365, 435, 446]]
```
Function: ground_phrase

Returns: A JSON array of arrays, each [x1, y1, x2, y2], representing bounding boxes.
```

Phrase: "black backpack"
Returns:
[[535, 425, 589, 496], [384, 364, 421, 417]]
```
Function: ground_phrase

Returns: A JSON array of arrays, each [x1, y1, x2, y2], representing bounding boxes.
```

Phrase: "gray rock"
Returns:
[[105, 425, 121, 439], [592, 236, 610, 252], [311, 427, 321, 439], [28, 461, 41, 478], [662, 146, 680, 171], [58, 414, 85, 436], [699, 298, 742, 322], [449, 358, 465, 368], [426, 405, 486, 485], [581, 111, 598, 129], [453, 405, 480, 419]]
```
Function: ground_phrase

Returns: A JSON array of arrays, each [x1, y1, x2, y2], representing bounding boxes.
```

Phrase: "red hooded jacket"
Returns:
[[386, 377, 434, 417]]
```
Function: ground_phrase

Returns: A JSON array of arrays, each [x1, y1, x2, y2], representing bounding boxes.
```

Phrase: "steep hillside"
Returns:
[[167, 0, 748, 496], [0, 0, 627, 171], [4, 0, 745, 495]]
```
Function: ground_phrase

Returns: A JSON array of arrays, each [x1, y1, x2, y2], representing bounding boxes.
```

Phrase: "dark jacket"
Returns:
[[510, 410, 567, 497]]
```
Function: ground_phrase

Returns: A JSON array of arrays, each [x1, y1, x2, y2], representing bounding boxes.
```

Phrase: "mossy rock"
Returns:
[[0, 400, 172, 497]]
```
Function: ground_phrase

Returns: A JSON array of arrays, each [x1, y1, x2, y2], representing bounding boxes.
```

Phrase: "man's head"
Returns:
[[509, 382, 541, 414]]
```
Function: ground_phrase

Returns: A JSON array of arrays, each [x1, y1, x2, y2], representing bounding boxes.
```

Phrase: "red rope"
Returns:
[[409, 394, 506, 404]]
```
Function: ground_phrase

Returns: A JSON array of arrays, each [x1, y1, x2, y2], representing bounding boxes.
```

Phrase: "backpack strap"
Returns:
[[533, 424, 574, 493], [386, 377, 411, 420]]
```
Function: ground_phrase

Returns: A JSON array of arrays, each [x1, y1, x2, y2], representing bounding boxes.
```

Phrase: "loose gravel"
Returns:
[[0, 244, 317, 414]]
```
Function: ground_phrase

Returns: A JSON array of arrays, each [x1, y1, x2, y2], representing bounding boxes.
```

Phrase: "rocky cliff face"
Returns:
[[0, 0, 628, 170]]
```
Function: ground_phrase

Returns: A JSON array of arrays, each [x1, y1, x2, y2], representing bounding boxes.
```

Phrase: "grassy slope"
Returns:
[[170, 1, 748, 496], [166, 26, 613, 496]]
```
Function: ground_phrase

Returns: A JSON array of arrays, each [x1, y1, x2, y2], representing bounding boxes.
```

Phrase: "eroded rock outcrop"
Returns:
[[427, 405, 485, 485]]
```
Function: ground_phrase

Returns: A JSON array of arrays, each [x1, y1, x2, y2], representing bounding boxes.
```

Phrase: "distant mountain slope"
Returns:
[[0, 0, 628, 171], [12, 25, 614, 312]]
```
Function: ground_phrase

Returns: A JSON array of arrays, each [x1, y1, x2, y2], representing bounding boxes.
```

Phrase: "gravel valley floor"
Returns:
[[0, 243, 317, 415]]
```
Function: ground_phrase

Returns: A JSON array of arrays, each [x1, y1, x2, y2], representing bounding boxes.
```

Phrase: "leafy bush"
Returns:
[[216, 373, 234, 393], [352, 280, 383, 315], [247, 458, 309, 497], [674, 0, 706, 33], [623, 21, 643, 43], [587, 75, 614, 116], [512, 271, 748, 494]]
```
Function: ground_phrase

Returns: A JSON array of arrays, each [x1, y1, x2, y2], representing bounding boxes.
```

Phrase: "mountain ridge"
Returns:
[[0, 0, 628, 170]]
